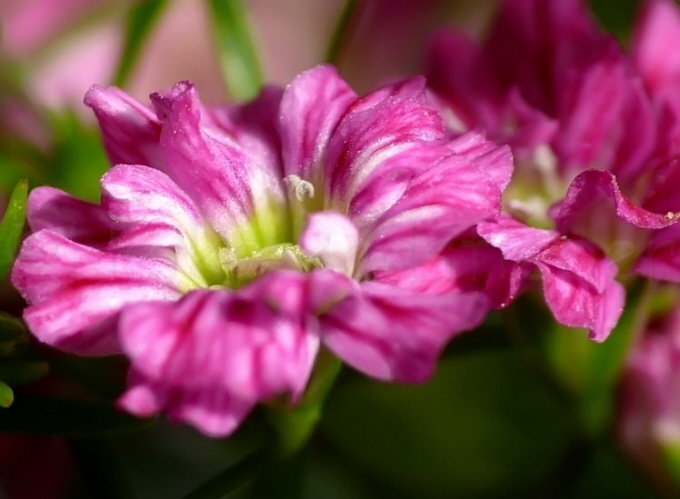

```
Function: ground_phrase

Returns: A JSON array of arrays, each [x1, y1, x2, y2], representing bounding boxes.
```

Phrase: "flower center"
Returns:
[[503, 144, 566, 228]]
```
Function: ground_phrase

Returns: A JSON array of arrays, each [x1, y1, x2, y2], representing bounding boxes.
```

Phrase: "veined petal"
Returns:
[[551, 170, 679, 238], [11, 231, 182, 355], [375, 238, 529, 310], [101, 164, 223, 286], [479, 215, 624, 338], [279, 65, 356, 182], [27, 186, 116, 248], [84, 85, 162, 168], [118, 287, 320, 436], [539, 263, 624, 342], [636, 224, 680, 282], [151, 81, 287, 251], [320, 282, 487, 382], [325, 77, 446, 210], [358, 142, 509, 275]]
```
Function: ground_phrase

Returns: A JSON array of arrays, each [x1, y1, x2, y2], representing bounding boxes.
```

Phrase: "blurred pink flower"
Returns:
[[424, 0, 680, 339], [12, 66, 512, 436]]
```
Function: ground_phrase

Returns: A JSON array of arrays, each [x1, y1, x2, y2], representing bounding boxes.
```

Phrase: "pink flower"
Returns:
[[424, 0, 680, 340], [618, 304, 680, 489], [12, 66, 512, 436]]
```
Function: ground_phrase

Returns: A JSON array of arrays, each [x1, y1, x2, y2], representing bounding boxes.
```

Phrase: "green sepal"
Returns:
[[0, 360, 49, 386]]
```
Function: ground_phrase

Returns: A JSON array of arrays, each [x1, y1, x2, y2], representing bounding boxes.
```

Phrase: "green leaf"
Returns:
[[0, 381, 14, 408], [205, 0, 262, 100], [0, 313, 29, 357], [0, 396, 154, 435], [0, 179, 28, 280], [113, 0, 170, 87]]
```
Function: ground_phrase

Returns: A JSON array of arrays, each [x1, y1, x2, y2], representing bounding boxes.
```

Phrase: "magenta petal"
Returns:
[[118, 287, 320, 437], [632, 0, 680, 102], [358, 143, 508, 275], [151, 81, 284, 247], [551, 170, 679, 236], [279, 65, 356, 181], [84, 85, 162, 168], [477, 215, 556, 261], [320, 282, 487, 382], [11, 231, 181, 355], [636, 224, 680, 282], [376, 239, 530, 310], [539, 263, 624, 342], [27, 187, 115, 248], [325, 77, 446, 209]]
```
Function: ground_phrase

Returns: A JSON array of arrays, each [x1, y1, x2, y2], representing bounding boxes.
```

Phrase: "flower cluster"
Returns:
[[424, 0, 680, 340]]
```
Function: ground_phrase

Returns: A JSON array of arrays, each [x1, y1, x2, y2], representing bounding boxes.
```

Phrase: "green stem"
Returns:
[[267, 350, 342, 457]]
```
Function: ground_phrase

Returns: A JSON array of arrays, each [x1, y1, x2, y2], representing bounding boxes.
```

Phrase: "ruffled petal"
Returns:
[[279, 65, 356, 182], [551, 170, 679, 236], [27, 186, 115, 248], [151, 81, 287, 250], [636, 224, 680, 282], [84, 85, 162, 168], [357, 139, 510, 275], [11, 231, 182, 355], [320, 282, 487, 382], [117, 285, 321, 437], [478, 215, 624, 339], [324, 77, 446, 214], [539, 263, 624, 342]]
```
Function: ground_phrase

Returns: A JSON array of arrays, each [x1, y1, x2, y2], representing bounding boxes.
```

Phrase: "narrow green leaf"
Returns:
[[205, 0, 262, 100], [113, 0, 169, 87], [325, 0, 359, 64], [0, 179, 28, 280], [0, 381, 14, 408], [0, 396, 154, 435]]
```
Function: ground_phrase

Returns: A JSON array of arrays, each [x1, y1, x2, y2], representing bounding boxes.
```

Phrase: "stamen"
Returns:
[[283, 174, 315, 202], [533, 144, 562, 201]]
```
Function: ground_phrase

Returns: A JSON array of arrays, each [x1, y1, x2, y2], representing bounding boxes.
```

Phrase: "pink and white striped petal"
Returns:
[[84, 85, 162, 168], [12, 231, 182, 355], [320, 282, 487, 382], [279, 65, 356, 182]]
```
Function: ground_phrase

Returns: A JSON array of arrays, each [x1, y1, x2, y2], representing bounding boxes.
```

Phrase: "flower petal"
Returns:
[[636, 224, 680, 282], [151, 81, 286, 250], [84, 85, 162, 168], [27, 186, 115, 248], [279, 65, 356, 182], [11, 231, 182, 355], [101, 164, 223, 286], [320, 282, 487, 382], [118, 286, 320, 437]]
